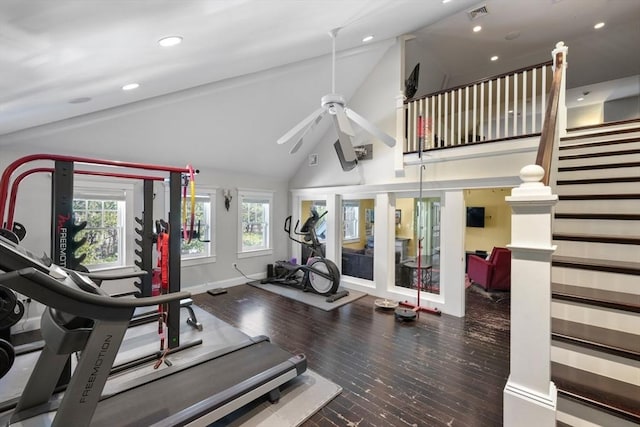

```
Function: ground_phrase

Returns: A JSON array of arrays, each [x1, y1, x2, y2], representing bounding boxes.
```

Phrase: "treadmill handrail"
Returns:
[[0, 268, 190, 321], [60, 266, 148, 286]]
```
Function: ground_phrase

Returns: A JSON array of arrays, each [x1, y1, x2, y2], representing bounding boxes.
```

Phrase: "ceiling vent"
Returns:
[[467, 5, 489, 20]]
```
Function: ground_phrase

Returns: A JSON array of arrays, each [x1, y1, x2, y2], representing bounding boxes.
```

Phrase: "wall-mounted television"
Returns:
[[466, 207, 485, 228]]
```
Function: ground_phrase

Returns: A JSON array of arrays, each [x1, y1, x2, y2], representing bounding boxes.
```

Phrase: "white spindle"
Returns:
[[496, 77, 501, 139], [444, 92, 449, 146], [430, 95, 436, 148], [532, 67, 537, 132], [408, 101, 415, 152], [488, 79, 493, 140], [480, 81, 485, 141], [513, 73, 518, 135], [473, 84, 478, 142], [541, 65, 547, 134], [504, 75, 510, 137], [456, 89, 462, 145], [418, 98, 425, 152], [464, 86, 470, 144], [437, 94, 442, 148], [522, 70, 528, 133]]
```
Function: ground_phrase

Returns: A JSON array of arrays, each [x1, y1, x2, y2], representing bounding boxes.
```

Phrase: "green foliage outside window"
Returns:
[[242, 200, 268, 250], [181, 199, 209, 257], [73, 199, 121, 267]]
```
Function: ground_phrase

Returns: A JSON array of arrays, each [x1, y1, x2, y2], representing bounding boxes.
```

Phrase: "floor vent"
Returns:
[[467, 5, 489, 20]]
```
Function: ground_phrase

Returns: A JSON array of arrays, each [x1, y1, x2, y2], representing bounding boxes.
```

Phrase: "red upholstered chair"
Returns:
[[467, 247, 511, 291]]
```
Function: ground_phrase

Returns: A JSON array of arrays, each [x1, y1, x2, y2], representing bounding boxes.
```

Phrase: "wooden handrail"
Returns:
[[535, 51, 565, 185]]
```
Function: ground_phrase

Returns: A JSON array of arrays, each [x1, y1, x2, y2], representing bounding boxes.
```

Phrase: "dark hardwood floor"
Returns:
[[192, 285, 510, 427]]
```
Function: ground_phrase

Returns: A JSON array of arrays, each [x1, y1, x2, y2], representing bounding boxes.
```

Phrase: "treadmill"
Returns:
[[0, 237, 306, 426]]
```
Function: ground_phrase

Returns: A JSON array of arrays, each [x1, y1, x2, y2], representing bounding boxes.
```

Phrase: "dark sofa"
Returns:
[[341, 247, 374, 280]]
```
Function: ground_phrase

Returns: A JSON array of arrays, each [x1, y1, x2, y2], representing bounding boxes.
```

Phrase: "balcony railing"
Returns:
[[404, 60, 554, 154]]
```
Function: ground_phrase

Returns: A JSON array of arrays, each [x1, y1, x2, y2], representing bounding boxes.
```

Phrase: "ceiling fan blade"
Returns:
[[344, 108, 396, 147], [289, 138, 304, 155], [277, 107, 325, 145], [289, 114, 325, 154], [332, 104, 354, 137]]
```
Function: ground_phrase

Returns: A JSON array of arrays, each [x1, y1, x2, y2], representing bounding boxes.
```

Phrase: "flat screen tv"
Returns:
[[466, 207, 485, 228]]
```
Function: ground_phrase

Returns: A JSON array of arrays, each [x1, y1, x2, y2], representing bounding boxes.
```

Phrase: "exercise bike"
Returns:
[[261, 209, 345, 298]]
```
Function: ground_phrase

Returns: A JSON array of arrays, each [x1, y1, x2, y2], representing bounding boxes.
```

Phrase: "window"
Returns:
[[73, 185, 128, 270], [238, 190, 273, 256], [309, 201, 327, 241], [342, 200, 360, 241], [181, 191, 215, 260]]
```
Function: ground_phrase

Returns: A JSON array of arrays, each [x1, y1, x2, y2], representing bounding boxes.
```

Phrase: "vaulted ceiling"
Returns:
[[1, 0, 638, 178]]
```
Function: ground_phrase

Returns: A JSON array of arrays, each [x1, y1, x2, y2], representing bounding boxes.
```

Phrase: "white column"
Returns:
[[440, 190, 465, 317], [325, 193, 341, 263], [503, 165, 558, 426], [374, 193, 395, 292]]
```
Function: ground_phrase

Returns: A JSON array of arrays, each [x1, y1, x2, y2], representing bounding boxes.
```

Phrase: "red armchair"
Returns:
[[467, 247, 511, 291]]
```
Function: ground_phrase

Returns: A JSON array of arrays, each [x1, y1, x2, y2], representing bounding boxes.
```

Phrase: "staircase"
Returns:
[[550, 120, 640, 426]]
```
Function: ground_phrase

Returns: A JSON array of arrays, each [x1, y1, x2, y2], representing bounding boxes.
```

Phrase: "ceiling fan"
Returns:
[[277, 28, 396, 171]]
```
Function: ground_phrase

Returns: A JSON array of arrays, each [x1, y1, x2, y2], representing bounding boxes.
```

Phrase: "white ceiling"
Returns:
[[1, 0, 638, 178]]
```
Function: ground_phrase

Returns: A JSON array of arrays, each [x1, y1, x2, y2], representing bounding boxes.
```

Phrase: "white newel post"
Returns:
[[503, 165, 558, 426]]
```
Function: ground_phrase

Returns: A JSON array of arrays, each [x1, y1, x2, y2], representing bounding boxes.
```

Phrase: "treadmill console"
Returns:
[[0, 235, 96, 292]]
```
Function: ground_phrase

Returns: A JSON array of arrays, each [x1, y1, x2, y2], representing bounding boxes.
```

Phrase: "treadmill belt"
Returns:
[[90, 340, 302, 426]]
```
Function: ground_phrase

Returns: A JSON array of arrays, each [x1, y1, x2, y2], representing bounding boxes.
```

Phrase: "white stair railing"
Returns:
[[405, 60, 554, 153]]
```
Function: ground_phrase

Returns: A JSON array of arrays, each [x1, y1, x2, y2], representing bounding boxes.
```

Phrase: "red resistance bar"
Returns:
[[6, 168, 165, 229], [0, 153, 192, 229]]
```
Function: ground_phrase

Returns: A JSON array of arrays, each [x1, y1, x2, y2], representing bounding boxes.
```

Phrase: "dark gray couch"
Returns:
[[341, 247, 374, 280]]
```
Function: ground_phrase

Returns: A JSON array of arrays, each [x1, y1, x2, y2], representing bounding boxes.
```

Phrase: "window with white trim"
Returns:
[[181, 189, 216, 261], [73, 184, 129, 270], [342, 200, 360, 241], [238, 190, 273, 256]]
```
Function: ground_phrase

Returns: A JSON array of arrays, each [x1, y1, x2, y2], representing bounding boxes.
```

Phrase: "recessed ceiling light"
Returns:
[[122, 83, 140, 91], [505, 31, 521, 41], [594, 22, 605, 29], [490, 55, 499, 61], [442, 0, 452, 3], [158, 36, 183, 47], [577, 97, 584, 101], [68, 97, 92, 104], [473, 25, 482, 32], [362, 35, 374, 43]]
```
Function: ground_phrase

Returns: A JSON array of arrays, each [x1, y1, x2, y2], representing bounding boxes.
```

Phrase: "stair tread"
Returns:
[[561, 131, 640, 144], [558, 161, 640, 172], [554, 213, 640, 220], [553, 233, 640, 244], [557, 176, 640, 185], [552, 363, 640, 421], [552, 282, 640, 311], [558, 194, 640, 200], [558, 148, 640, 160], [552, 256, 640, 275], [552, 318, 640, 357]]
